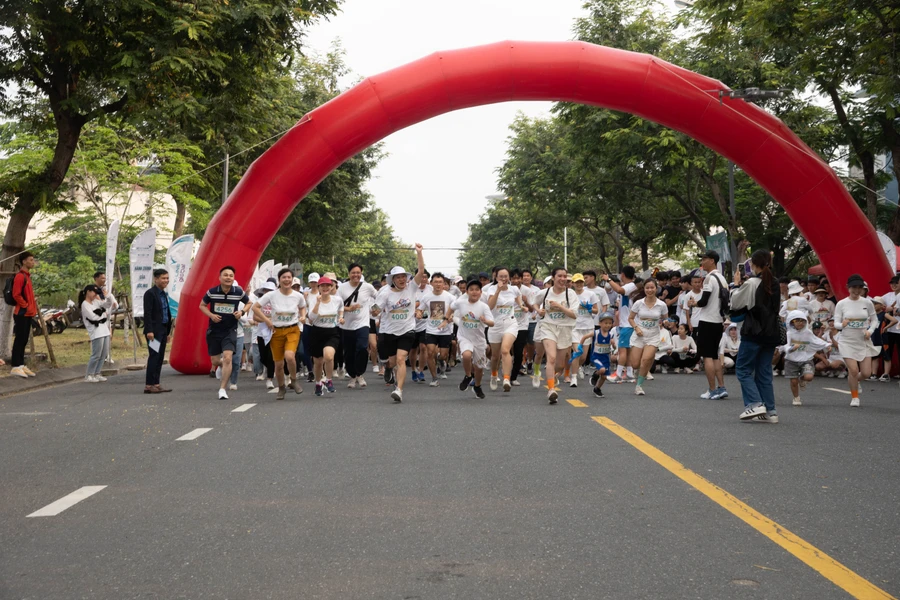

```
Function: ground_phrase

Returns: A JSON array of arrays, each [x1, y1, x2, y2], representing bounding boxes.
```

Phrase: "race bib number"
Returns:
[[213, 303, 234, 315], [640, 319, 658, 329], [391, 312, 408, 321], [274, 312, 295, 323], [548, 311, 565, 320], [319, 313, 337, 326], [346, 307, 360, 314], [847, 319, 867, 329], [595, 343, 611, 355], [498, 306, 513, 317], [578, 306, 591, 316]]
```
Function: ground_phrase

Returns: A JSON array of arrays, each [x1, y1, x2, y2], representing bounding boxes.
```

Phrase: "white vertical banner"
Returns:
[[165, 234, 194, 318], [105, 219, 121, 296], [261, 260, 275, 283], [130, 228, 157, 318]]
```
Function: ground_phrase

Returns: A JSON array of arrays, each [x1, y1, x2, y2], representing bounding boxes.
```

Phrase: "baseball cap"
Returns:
[[872, 296, 885, 306], [846, 273, 865, 288], [262, 280, 277, 291], [698, 249, 720, 263], [478, 272, 490, 280], [307, 272, 320, 283], [291, 277, 302, 287], [317, 276, 334, 286], [571, 273, 585, 283], [598, 311, 614, 322], [543, 276, 552, 284]]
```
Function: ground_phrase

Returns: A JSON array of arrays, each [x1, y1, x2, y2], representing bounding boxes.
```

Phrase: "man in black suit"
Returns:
[[143, 268, 173, 394]]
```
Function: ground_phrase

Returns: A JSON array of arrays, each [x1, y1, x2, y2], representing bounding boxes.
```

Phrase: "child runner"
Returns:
[[603, 266, 638, 383], [585, 311, 615, 397], [569, 273, 600, 387], [442, 280, 495, 399], [781, 310, 829, 406]]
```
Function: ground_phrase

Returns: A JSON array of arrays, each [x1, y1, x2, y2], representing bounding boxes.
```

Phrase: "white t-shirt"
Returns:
[[307, 295, 343, 329], [681, 291, 703, 329], [574, 289, 600, 330], [779, 296, 812, 320], [337, 281, 377, 331], [616, 282, 638, 328], [537, 287, 577, 327], [414, 284, 433, 332], [257, 290, 307, 327], [630, 298, 668, 335], [673, 335, 697, 355], [808, 298, 835, 325], [451, 297, 494, 344], [81, 296, 116, 340], [483, 283, 521, 325], [586, 285, 611, 325], [418, 290, 454, 335], [884, 291, 900, 334], [699, 271, 728, 324], [520, 284, 541, 322], [376, 285, 418, 336]]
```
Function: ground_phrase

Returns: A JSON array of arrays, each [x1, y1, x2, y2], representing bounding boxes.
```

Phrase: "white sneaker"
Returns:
[[94, 374, 108, 382], [503, 379, 511, 392], [579, 367, 585, 380], [700, 390, 712, 399], [850, 397, 860, 407], [511, 380, 520, 386], [372, 365, 380, 373], [84, 375, 98, 383], [548, 388, 558, 404], [10, 366, 29, 379], [490, 377, 498, 391], [837, 371, 847, 379], [429, 379, 439, 387], [218, 388, 229, 400], [348, 377, 357, 389], [646, 373, 654, 381], [266, 379, 275, 389], [792, 397, 802, 406], [660, 367, 668, 374], [358, 376, 367, 388], [739, 404, 767, 420], [879, 374, 890, 382], [391, 388, 403, 403], [634, 385, 645, 396], [532, 374, 541, 388], [229, 384, 238, 391], [215, 366, 222, 380], [569, 379, 578, 388], [255, 374, 265, 381]]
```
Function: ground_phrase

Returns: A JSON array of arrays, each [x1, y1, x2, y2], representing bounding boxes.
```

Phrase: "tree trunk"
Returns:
[[640, 241, 649, 271], [173, 199, 186, 239], [772, 246, 786, 277], [876, 116, 900, 244]]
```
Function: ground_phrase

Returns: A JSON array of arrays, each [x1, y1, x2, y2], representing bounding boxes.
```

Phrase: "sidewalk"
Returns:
[[0, 360, 146, 398]]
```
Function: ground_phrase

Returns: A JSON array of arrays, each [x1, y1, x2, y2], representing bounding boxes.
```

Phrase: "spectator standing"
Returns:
[[694, 250, 729, 399], [9, 251, 38, 378], [142, 268, 173, 394], [79, 283, 117, 382]]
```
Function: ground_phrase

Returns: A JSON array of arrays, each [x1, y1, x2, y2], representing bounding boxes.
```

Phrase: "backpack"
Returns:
[[712, 272, 730, 317], [3, 275, 16, 306]]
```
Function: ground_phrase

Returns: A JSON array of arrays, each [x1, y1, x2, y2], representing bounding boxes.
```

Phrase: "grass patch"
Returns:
[[2, 326, 148, 377]]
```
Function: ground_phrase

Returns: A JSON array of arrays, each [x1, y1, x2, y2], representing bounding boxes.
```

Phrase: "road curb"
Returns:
[[0, 362, 146, 399]]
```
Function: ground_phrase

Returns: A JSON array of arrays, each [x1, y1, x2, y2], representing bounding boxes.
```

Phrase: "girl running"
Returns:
[[484, 267, 525, 392], [627, 279, 668, 395], [833, 274, 881, 407], [534, 268, 578, 404]]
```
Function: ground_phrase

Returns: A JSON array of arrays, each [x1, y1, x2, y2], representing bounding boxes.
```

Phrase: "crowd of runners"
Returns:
[[176, 243, 900, 419]]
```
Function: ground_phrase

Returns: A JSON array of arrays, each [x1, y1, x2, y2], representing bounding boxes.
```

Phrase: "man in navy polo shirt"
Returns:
[[199, 266, 250, 400]]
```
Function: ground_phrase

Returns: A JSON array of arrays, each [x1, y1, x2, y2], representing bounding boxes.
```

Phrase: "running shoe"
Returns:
[[569, 379, 578, 388], [459, 375, 473, 391], [564, 375, 571, 383], [391, 388, 403, 403], [646, 373, 655, 380], [837, 371, 847, 378], [503, 379, 511, 392], [709, 388, 726, 400], [411, 371, 419, 383], [215, 366, 222, 380], [218, 388, 228, 400], [315, 383, 323, 397], [590, 371, 601, 387], [372, 365, 380, 373], [473, 385, 486, 399], [592, 387, 604, 398], [306, 372, 315, 383], [739, 404, 767, 420], [700, 389, 713, 399], [384, 368, 395, 385], [850, 397, 860, 407], [256, 374, 265, 381], [418, 370, 426, 382], [548, 389, 559, 404], [606, 374, 622, 384], [325, 379, 335, 393], [429, 379, 439, 387], [22, 366, 36, 377], [440, 371, 448, 380], [95, 375, 108, 382], [868, 375, 879, 381], [879, 374, 890, 382], [84, 375, 98, 383], [511, 380, 520, 387], [792, 397, 802, 406], [348, 377, 357, 389], [634, 385, 645, 396], [625, 376, 636, 383], [490, 376, 499, 391], [660, 367, 668, 375], [229, 384, 238, 391], [532, 374, 541, 388], [266, 379, 275, 390], [358, 376, 367, 388]]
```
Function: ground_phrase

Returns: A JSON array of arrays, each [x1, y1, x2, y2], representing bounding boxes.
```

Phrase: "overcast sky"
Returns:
[[304, 0, 589, 274]]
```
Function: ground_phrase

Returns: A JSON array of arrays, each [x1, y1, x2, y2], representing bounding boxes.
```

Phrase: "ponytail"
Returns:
[[77, 289, 88, 307], [750, 249, 774, 296]]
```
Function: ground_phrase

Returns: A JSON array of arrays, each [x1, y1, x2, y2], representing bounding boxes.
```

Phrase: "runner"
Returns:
[[199, 266, 251, 400], [569, 273, 600, 387], [338, 263, 377, 389], [509, 269, 532, 387], [371, 244, 427, 402], [251, 279, 278, 389], [306, 276, 345, 396], [582, 311, 615, 397], [627, 279, 669, 396], [410, 270, 433, 384], [602, 266, 637, 383], [484, 267, 525, 392], [252, 268, 308, 400], [442, 280, 495, 398], [809, 286, 835, 325], [882, 275, 900, 380], [520, 269, 541, 380], [531, 275, 553, 388], [833, 273, 880, 407], [416, 273, 455, 386], [534, 268, 578, 404], [693, 250, 729, 400], [781, 310, 829, 406]]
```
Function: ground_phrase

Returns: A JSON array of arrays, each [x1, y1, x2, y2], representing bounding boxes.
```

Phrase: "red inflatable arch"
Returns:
[[170, 41, 893, 374]]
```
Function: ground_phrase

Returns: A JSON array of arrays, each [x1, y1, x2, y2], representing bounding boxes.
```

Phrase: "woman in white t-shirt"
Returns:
[[305, 276, 345, 396], [534, 267, 578, 404], [80, 284, 117, 382], [833, 274, 880, 406], [627, 279, 668, 396], [252, 268, 308, 400], [484, 267, 525, 393]]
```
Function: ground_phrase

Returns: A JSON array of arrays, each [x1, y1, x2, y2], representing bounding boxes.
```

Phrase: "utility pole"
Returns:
[[222, 149, 230, 203]]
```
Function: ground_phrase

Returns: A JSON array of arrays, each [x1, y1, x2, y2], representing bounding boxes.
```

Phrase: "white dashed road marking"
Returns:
[[176, 428, 213, 441], [823, 387, 852, 395], [231, 404, 256, 413], [27, 486, 107, 517]]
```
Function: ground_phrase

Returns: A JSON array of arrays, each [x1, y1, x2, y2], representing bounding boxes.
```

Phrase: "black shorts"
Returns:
[[424, 333, 452, 349], [206, 328, 237, 356], [697, 321, 724, 359], [382, 331, 416, 356], [369, 319, 377, 332], [305, 325, 340, 358], [415, 329, 428, 346]]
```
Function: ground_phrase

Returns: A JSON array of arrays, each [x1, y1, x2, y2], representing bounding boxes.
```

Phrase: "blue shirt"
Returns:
[[157, 287, 170, 324]]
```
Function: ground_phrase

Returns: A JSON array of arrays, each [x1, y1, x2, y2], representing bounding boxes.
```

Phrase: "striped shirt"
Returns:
[[202, 285, 250, 331]]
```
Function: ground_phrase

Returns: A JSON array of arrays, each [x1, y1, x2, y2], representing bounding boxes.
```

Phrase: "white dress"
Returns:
[[833, 297, 880, 361]]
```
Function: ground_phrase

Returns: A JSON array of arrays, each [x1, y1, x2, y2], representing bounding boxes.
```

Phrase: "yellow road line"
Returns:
[[567, 399, 588, 408], [592, 416, 896, 600]]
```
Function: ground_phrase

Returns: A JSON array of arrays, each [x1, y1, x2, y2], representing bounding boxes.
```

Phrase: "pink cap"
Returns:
[[317, 276, 333, 286]]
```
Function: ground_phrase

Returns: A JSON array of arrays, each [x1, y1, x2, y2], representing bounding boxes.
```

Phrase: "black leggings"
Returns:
[[12, 313, 32, 367], [510, 329, 529, 381], [257, 336, 275, 378], [658, 353, 699, 369]]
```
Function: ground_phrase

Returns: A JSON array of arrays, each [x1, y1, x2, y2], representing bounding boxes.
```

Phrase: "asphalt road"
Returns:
[[1, 365, 898, 600]]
